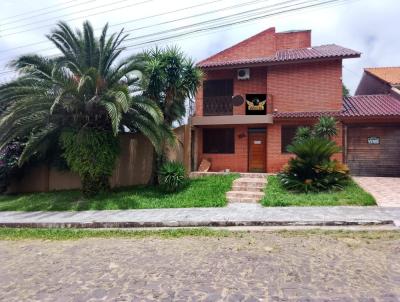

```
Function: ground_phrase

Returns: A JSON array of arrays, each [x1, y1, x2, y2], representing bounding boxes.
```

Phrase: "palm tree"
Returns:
[[136, 46, 202, 182], [0, 21, 165, 194]]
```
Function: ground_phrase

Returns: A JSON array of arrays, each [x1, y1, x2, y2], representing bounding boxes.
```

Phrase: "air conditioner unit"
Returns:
[[237, 68, 250, 80]]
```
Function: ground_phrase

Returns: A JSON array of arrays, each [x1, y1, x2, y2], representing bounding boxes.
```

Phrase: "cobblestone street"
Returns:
[[1, 231, 400, 301]]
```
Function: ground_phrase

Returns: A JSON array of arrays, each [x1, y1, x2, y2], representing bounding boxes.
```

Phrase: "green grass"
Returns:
[[0, 175, 238, 211], [0, 228, 235, 240], [1, 228, 398, 241], [261, 176, 376, 207]]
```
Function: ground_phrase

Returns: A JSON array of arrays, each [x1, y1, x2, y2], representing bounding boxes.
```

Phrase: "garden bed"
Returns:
[[0, 175, 238, 211], [261, 176, 376, 207]]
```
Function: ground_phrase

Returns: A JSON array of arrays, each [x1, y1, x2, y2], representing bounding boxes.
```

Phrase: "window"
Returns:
[[203, 79, 233, 116], [281, 126, 300, 153], [203, 79, 233, 97], [203, 128, 234, 154]]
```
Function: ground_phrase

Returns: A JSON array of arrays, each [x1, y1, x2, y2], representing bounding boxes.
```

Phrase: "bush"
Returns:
[[158, 161, 187, 192], [60, 129, 120, 197], [0, 142, 23, 193], [279, 117, 350, 193]]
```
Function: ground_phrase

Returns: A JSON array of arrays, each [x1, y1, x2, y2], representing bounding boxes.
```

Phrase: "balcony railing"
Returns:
[[203, 96, 233, 116]]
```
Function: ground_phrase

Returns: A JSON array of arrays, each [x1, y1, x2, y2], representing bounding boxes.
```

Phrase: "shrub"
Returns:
[[0, 142, 23, 193], [60, 129, 120, 197], [279, 117, 350, 193], [158, 161, 187, 192], [313, 116, 337, 139]]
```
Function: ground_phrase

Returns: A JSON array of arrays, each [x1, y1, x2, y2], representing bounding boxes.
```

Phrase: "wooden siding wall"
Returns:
[[347, 126, 400, 176]]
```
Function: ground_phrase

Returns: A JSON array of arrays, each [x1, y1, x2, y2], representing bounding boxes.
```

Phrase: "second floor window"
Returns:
[[203, 79, 233, 116]]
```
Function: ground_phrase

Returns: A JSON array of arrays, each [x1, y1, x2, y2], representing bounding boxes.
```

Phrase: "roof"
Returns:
[[365, 67, 400, 86], [198, 44, 361, 68], [342, 94, 400, 117], [274, 95, 400, 119], [273, 111, 340, 119]]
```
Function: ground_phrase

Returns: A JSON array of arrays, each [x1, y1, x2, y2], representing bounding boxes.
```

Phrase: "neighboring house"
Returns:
[[355, 67, 400, 95], [344, 67, 400, 176], [190, 27, 400, 176]]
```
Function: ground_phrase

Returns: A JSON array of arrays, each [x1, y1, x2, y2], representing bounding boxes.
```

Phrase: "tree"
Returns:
[[342, 84, 350, 97], [0, 21, 165, 195], [136, 46, 203, 182]]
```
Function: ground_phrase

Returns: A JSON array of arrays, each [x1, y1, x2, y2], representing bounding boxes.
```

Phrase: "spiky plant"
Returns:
[[136, 46, 203, 183], [313, 116, 337, 140], [0, 21, 167, 194], [279, 117, 349, 193]]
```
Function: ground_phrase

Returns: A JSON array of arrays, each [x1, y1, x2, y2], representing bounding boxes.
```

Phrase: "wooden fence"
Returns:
[[7, 125, 190, 193]]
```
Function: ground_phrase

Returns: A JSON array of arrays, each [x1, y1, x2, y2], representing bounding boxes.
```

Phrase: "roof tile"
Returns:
[[198, 44, 360, 68], [342, 94, 400, 117], [273, 95, 400, 119], [365, 67, 400, 85]]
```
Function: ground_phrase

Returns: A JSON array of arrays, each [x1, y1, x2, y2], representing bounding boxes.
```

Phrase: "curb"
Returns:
[[0, 220, 395, 229]]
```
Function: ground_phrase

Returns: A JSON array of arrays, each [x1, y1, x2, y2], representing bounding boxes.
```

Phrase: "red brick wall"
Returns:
[[267, 60, 343, 112], [204, 27, 277, 63], [200, 28, 312, 64], [275, 31, 311, 50], [195, 69, 233, 116], [196, 121, 344, 173], [196, 68, 268, 116], [266, 121, 344, 173], [198, 125, 249, 172]]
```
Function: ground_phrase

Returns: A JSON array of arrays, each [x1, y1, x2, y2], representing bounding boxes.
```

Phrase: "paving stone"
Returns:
[[1, 232, 400, 301], [353, 177, 400, 207]]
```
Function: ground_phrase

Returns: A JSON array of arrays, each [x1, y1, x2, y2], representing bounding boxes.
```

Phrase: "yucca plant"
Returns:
[[136, 46, 202, 184], [158, 161, 187, 193]]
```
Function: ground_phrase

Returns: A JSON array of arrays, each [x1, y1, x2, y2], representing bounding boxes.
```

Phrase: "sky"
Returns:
[[0, 0, 399, 93]]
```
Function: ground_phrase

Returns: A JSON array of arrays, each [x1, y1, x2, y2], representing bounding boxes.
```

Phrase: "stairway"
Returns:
[[226, 173, 267, 203]]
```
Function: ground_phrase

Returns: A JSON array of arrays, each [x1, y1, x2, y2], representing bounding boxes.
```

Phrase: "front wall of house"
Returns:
[[196, 122, 344, 173], [194, 60, 344, 172], [197, 125, 249, 172], [268, 60, 343, 112]]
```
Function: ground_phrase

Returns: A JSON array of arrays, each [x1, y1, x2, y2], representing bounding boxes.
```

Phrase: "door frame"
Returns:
[[248, 128, 266, 172]]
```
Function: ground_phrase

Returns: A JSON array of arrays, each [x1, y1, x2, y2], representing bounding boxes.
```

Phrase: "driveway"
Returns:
[[1, 231, 400, 301], [353, 177, 400, 207]]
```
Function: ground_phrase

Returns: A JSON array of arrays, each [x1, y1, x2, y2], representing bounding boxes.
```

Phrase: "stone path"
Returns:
[[1, 203, 400, 228], [353, 177, 400, 207], [226, 173, 267, 203], [1, 231, 400, 301]]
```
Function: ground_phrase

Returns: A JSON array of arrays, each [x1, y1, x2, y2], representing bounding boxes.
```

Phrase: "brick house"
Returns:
[[190, 27, 400, 176]]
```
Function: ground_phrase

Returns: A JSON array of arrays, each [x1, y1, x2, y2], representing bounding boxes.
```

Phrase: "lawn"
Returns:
[[0, 228, 235, 240], [0, 174, 238, 211], [261, 176, 376, 207]]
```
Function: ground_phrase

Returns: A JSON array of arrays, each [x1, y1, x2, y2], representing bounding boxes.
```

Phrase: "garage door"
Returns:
[[347, 126, 400, 176]]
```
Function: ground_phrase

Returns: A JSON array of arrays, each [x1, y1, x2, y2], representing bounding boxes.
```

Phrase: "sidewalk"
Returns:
[[0, 204, 399, 228]]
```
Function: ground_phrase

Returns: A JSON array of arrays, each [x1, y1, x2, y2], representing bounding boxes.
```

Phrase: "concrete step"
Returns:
[[232, 184, 265, 192], [226, 191, 265, 199], [233, 178, 267, 186], [227, 197, 260, 203], [239, 173, 268, 178]]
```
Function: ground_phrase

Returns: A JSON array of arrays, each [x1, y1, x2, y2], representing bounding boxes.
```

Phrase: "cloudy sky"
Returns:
[[0, 0, 399, 93]]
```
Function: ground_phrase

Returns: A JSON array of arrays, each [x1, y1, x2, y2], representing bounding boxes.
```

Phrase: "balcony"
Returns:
[[203, 96, 233, 116]]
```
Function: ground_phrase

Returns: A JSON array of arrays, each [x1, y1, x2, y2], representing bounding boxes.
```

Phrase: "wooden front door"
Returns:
[[248, 130, 266, 172]]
